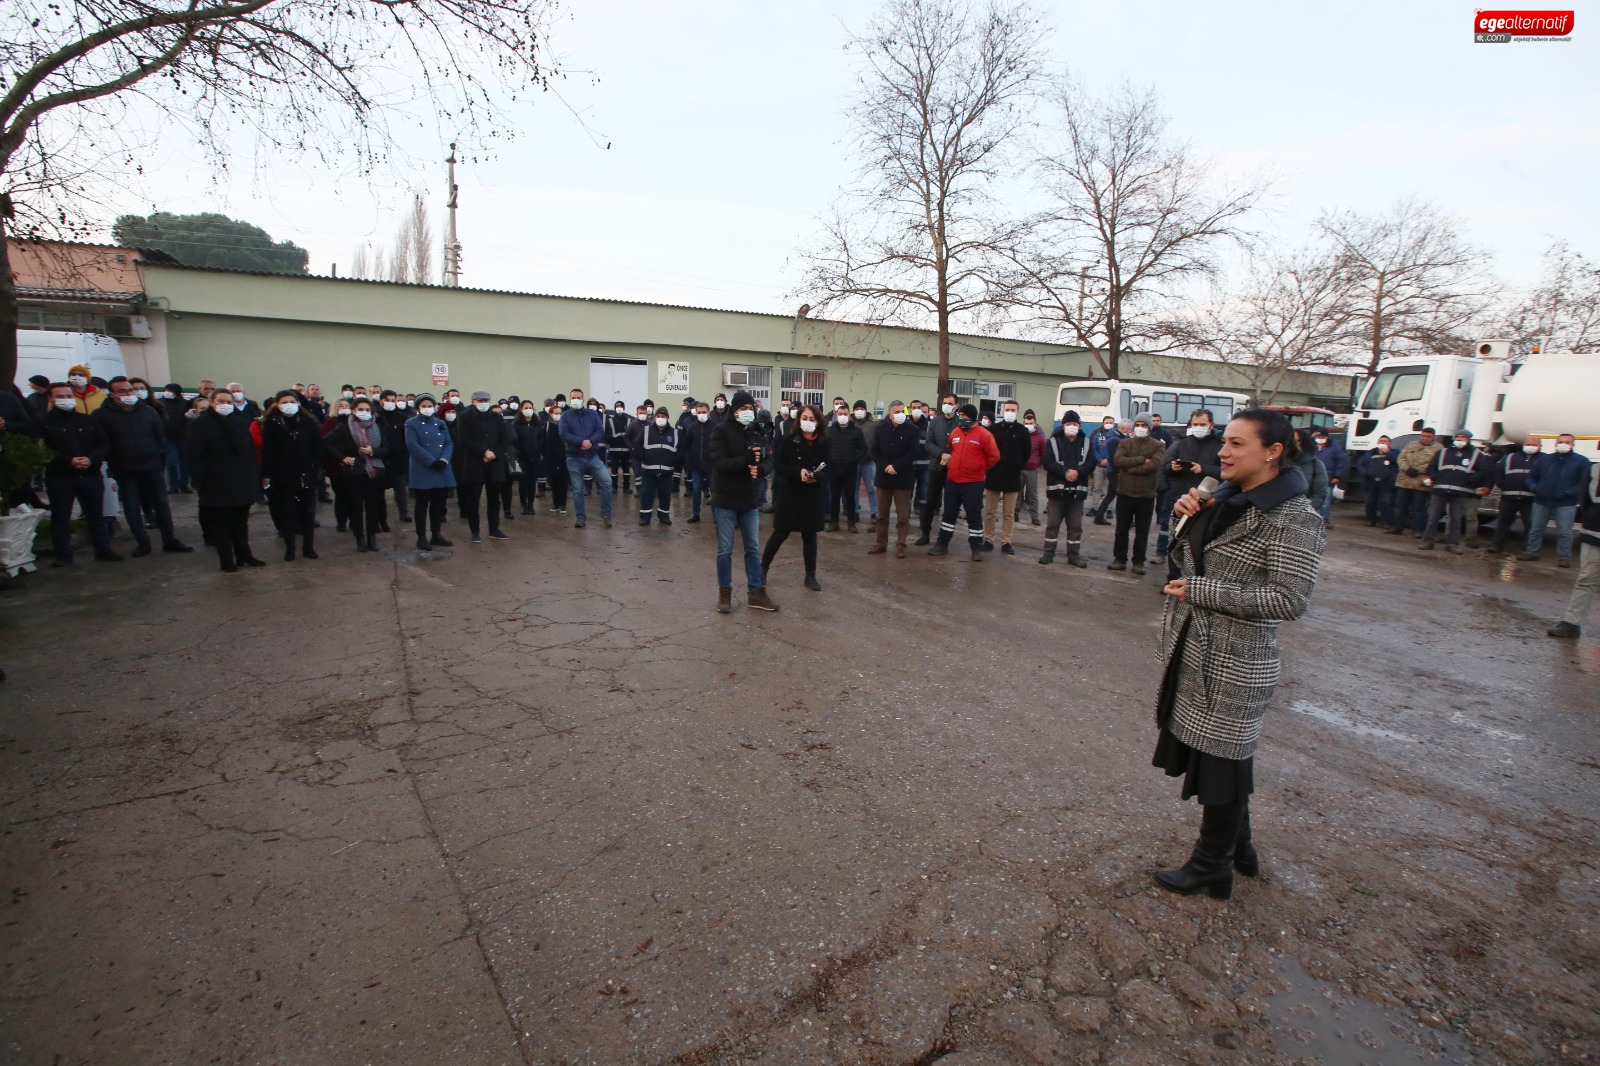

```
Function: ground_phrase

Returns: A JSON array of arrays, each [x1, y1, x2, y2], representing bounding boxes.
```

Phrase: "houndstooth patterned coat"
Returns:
[[1159, 469, 1326, 760]]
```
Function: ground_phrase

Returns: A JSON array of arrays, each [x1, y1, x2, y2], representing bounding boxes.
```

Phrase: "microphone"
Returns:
[[1169, 477, 1220, 544]]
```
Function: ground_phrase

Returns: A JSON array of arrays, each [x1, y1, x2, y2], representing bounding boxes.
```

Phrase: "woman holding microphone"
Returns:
[[1152, 409, 1326, 900]]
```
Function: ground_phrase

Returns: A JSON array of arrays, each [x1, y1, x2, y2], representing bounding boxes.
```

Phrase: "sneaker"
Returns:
[[1000, 544, 1015, 555], [1547, 621, 1581, 638], [470, 535, 483, 544], [489, 531, 510, 541], [430, 534, 453, 547], [748, 587, 780, 612], [1516, 552, 1538, 561], [575, 517, 587, 529]]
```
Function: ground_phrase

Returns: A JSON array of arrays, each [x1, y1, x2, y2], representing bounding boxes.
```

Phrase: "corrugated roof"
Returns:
[[18, 286, 143, 303]]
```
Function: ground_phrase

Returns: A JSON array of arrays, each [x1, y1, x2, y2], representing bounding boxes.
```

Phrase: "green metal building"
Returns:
[[144, 265, 1355, 416]]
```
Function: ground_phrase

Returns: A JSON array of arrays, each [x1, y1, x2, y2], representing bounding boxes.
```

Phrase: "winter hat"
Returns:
[[471, 389, 492, 402], [853, 399, 868, 410], [413, 392, 436, 406], [1455, 429, 1472, 439], [69, 364, 90, 377], [28, 374, 49, 388], [1132, 411, 1152, 427], [730, 389, 756, 410], [1061, 409, 1081, 424], [958, 403, 979, 420]]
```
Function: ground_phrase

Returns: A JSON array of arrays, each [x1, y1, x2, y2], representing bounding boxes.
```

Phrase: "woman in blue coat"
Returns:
[[406, 392, 456, 551]]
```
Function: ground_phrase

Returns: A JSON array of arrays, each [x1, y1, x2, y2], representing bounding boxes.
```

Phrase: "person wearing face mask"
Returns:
[[93, 376, 192, 557], [679, 401, 715, 522], [1418, 430, 1486, 554], [908, 402, 932, 513], [1390, 428, 1442, 536], [539, 402, 570, 514], [762, 404, 828, 590], [404, 393, 455, 550], [378, 391, 414, 525], [1522, 433, 1591, 567], [28, 382, 120, 564], [710, 390, 779, 613], [849, 402, 879, 528], [1108, 412, 1165, 575], [1310, 430, 1347, 527], [225, 383, 260, 421], [982, 400, 1032, 555], [513, 403, 545, 516], [708, 393, 730, 429], [1486, 434, 1539, 554], [916, 394, 961, 545], [63, 364, 106, 414], [1148, 413, 1174, 446], [1038, 411, 1095, 567], [185, 386, 264, 571], [822, 401, 869, 533], [1359, 435, 1401, 530], [322, 397, 392, 553], [156, 383, 192, 493], [558, 388, 613, 529], [452, 389, 513, 543], [868, 401, 920, 557], [319, 398, 356, 532], [1015, 409, 1047, 528], [928, 404, 998, 561], [259, 390, 323, 561], [1089, 417, 1123, 525], [635, 409, 679, 525], [1289, 428, 1332, 522], [607, 402, 635, 496], [1155, 410, 1223, 569]]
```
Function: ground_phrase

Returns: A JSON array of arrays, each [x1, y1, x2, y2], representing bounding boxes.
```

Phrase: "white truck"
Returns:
[[1345, 340, 1600, 462]]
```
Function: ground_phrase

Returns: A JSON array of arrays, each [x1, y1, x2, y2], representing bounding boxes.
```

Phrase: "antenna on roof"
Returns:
[[442, 143, 463, 287]]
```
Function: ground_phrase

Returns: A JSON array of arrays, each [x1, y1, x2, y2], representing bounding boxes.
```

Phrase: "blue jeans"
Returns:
[[564, 453, 613, 519], [714, 506, 764, 589], [856, 461, 877, 518], [1527, 502, 1577, 559], [688, 469, 710, 517], [1392, 486, 1430, 532], [913, 468, 929, 512], [164, 440, 189, 492]]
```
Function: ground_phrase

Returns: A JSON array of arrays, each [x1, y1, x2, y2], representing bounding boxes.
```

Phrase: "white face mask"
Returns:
[[1103, 423, 1115, 431], [1554, 442, 1573, 454], [779, 408, 790, 419], [382, 401, 396, 411], [653, 416, 667, 427], [911, 409, 923, 420], [714, 400, 726, 410], [891, 411, 906, 425], [53, 398, 77, 411], [1522, 444, 1540, 454], [1133, 426, 1150, 438], [799, 419, 818, 434], [279, 402, 300, 416], [854, 409, 867, 420], [549, 412, 560, 422], [940, 404, 955, 417], [68, 375, 88, 387], [231, 391, 245, 402], [135, 389, 149, 400], [419, 406, 435, 418], [556, 400, 567, 408], [1064, 425, 1080, 438], [735, 409, 755, 425], [1377, 443, 1389, 453], [117, 394, 138, 406], [474, 402, 491, 413], [522, 408, 535, 418], [696, 413, 708, 423], [161, 391, 175, 400], [1026, 422, 1038, 433], [399, 400, 410, 408], [342, 390, 354, 399], [212, 402, 235, 416], [1188, 425, 1210, 438], [836, 414, 850, 426], [444, 411, 457, 422], [1001, 410, 1017, 423], [1452, 439, 1468, 449], [355, 410, 373, 422], [980, 418, 992, 427]]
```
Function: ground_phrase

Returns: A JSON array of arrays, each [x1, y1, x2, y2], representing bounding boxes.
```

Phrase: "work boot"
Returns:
[[970, 547, 984, 562], [914, 531, 930, 546], [1066, 554, 1087, 569], [1153, 802, 1242, 900], [1548, 621, 1581, 638], [417, 534, 431, 552], [717, 586, 733, 614], [1031, 515, 1041, 526], [1108, 560, 1127, 571], [1418, 539, 1435, 550], [748, 587, 779, 612], [927, 543, 948, 556], [1038, 550, 1055, 565], [847, 520, 858, 534], [826, 520, 840, 533]]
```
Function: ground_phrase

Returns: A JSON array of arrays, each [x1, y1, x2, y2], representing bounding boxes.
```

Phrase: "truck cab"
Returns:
[[1345, 354, 1481, 455]]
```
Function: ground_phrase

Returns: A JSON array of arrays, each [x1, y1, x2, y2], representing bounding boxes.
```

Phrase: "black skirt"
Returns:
[[1152, 728, 1253, 805]]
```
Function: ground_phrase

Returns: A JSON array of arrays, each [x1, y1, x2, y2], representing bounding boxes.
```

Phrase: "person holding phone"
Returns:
[[762, 405, 828, 590]]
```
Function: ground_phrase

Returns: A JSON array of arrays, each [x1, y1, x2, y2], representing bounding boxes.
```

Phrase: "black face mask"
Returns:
[[957, 417, 974, 431]]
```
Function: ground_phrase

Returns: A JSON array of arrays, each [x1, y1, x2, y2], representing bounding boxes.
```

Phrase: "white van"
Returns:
[[14, 330, 127, 389]]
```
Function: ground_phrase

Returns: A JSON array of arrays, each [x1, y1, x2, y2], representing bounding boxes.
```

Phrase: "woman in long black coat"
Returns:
[[185, 398, 263, 571], [761, 405, 828, 591], [259, 389, 324, 561], [513, 403, 544, 515], [322, 398, 390, 553]]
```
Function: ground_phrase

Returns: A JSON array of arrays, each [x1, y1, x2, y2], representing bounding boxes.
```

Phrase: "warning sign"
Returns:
[[431, 362, 449, 387], [658, 361, 690, 394]]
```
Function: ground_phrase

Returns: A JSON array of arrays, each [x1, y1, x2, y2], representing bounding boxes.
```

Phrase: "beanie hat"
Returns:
[[1133, 411, 1152, 427], [730, 389, 756, 411], [413, 392, 436, 406], [1061, 409, 1081, 424], [28, 374, 50, 388], [958, 403, 979, 420], [471, 389, 492, 402], [69, 364, 90, 378]]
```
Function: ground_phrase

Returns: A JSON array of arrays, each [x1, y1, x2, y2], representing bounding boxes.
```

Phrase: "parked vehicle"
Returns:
[[13, 330, 127, 390], [1053, 379, 1249, 430]]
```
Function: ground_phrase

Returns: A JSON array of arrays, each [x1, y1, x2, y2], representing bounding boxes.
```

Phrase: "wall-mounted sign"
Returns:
[[658, 361, 690, 394], [431, 362, 449, 386]]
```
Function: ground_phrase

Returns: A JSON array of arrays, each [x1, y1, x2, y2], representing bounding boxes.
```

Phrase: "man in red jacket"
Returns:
[[928, 404, 999, 562]]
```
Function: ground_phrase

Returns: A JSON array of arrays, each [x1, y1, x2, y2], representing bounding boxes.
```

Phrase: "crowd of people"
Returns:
[[0, 368, 1594, 635]]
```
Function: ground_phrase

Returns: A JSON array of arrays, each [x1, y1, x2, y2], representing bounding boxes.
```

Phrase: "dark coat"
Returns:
[[871, 418, 921, 489], [513, 416, 544, 466], [1528, 450, 1593, 508], [259, 409, 324, 490], [1361, 447, 1401, 487], [680, 418, 716, 473], [92, 398, 167, 474], [322, 416, 391, 485], [773, 431, 827, 533], [1426, 445, 1487, 496], [1041, 427, 1096, 498], [1111, 434, 1165, 498], [1159, 433, 1224, 497], [454, 406, 513, 484], [542, 419, 569, 482], [1490, 450, 1537, 498], [186, 408, 261, 507], [823, 420, 868, 467], [985, 420, 1032, 492], [32, 408, 110, 477], [381, 406, 412, 469], [710, 419, 764, 512]]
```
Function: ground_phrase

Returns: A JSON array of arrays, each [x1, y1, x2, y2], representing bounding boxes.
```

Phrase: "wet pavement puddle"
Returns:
[[1268, 957, 1468, 1064], [1288, 700, 1418, 743]]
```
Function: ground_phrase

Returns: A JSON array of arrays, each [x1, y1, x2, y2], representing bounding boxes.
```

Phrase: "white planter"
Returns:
[[0, 505, 47, 575]]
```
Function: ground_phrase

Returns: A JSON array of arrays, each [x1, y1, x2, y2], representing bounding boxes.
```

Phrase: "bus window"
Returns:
[[1152, 391, 1179, 424], [1058, 386, 1110, 407], [1211, 397, 1235, 423], [1360, 366, 1428, 409], [1177, 393, 1204, 421], [1120, 389, 1132, 418]]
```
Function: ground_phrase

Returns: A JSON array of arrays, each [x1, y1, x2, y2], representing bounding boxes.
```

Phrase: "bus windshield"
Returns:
[[1361, 366, 1428, 409], [1058, 386, 1110, 407]]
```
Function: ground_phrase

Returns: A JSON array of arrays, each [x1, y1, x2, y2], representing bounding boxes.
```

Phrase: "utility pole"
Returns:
[[441, 143, 463, 287]]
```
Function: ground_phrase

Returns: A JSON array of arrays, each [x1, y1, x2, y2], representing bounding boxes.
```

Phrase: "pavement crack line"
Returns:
[[387, 566, 535, 1065], [5, 778, 227, 827]]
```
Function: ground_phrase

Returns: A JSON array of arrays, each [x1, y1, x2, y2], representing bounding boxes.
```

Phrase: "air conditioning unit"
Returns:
[[724, 368, 750, 387], [105, 314, 153, 339]]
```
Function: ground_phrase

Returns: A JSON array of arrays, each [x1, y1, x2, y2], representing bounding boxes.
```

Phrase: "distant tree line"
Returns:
[[112, 212, 310, 274]]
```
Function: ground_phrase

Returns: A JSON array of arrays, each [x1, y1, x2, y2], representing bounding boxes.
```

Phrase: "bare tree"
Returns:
[[1016, 79, 1266, 380], [408, 193, 434, 284], [1316, 198, 1498, 375], [1, 0, 560, 384], [389, 208, 417, 283], [350, 243, 373, 281], [1196, 247, 1356, 404], [796, 0, 1046, 395], [1501, 239, 1598, 353]]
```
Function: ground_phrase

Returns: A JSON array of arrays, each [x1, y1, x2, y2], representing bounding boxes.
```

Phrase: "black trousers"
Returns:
[[498, 477, 515, 517], [1362, 478, 1396, 525], [1113, 494, 1156, 564], [413, 487, 449, 537], [199, 505, 253, 569], [268, 483, 316, 540], [458, 482, 503, 537], [344, 479, 388, 541], [937, 481, 985, 548], [546, 471, 569, 510], [1493, 495, 1535, 550], [920, 466, 949, 533], [391, 468, 411, 519], [331, 481, 353, 531], [762, 529, 818, 576], [114, 468, 178, 547], [827, 464, 859, 523], [518, 455, 540, 509]]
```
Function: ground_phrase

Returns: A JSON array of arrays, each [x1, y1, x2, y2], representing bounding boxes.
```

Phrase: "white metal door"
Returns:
[[590, 360, 648, 409]]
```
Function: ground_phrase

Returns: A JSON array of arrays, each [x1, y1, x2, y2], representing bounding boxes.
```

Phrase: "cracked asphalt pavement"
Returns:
[[1, 498, 1595, 1065]]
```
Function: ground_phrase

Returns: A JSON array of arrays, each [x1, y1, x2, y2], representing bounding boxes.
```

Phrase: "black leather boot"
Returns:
[[301, 532, 318, 560], [1154, 803, 1242, 900], [283, 535, 296, 562], [1234, 802, 1259, 877]]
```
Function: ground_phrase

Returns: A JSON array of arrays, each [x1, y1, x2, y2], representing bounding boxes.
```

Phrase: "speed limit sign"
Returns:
[[431, 362, 449, 386]]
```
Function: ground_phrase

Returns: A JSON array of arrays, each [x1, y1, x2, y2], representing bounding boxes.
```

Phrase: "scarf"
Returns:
[[348, 414, 386, 479]]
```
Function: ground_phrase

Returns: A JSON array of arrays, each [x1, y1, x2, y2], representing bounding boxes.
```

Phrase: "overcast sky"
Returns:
[[109, 0, 1596, 321]]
